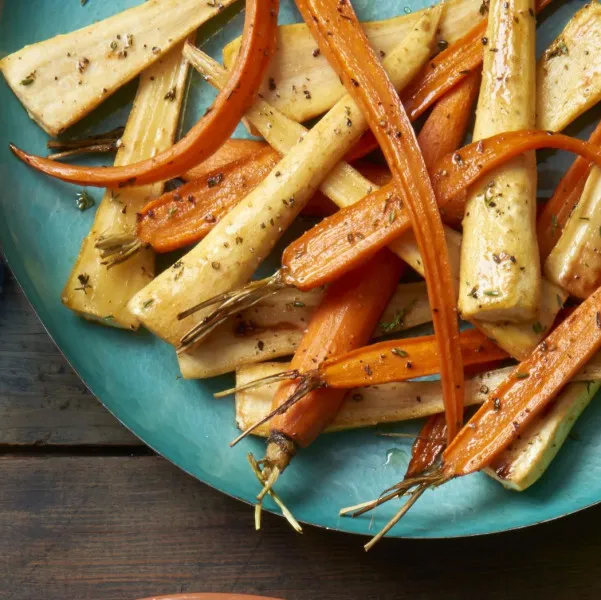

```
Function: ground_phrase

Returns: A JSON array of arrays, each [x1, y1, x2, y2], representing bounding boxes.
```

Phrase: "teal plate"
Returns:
[[1, 0, 600, 539]]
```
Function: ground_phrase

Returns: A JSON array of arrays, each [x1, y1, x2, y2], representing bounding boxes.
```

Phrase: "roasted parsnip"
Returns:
[[545, 166, 601, 299], [459, 0, 539, 323], [62, 45, 189, 329], [0, 0, 234, 136], [178, 282, 432, 379], [129, 11, 439, 346], [488, 382, 601, 491], [222, 0, 483, 123], [537, 2, 601, 132]]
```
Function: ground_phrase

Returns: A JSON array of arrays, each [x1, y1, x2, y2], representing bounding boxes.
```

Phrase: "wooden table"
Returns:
[[3, 269, 601, 600]]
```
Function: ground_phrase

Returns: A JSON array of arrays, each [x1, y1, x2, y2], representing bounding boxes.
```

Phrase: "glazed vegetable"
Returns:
[[545, 165, 601, 299], [223, 329, 508, 445], [222, 0, 484, 123], [405, 415, 447, 479], [130, 12, 439, 347], [488, 382, 601, 491], [251, 251, 404, 514], [537, 120, 601, 261], [0, 0, 236, 136], [537, 3, 601, 132], [236, 356, 601, 437], [62, 44, 189, 330], [179, 281, 432, 379], [10, 0, 280, 187], [459, 0, 539, 323], [354, 285, 601, 549], [137, 147, 281, 253]]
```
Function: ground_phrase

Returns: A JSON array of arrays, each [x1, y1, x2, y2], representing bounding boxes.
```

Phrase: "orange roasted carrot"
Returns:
[[182, 139, 271, 182], [137, 147, 280, 253], [431, 130, 601, 206], [10, 0, 279, 188], [537, 120, 601, 260], [296, 0, 466, 442], [405, 414, 447, 479], [255, 251, 404, 476]]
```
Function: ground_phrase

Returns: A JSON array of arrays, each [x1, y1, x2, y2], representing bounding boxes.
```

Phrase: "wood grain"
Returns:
[[0, 273, 140, 446], [2, 454, 601, 600]]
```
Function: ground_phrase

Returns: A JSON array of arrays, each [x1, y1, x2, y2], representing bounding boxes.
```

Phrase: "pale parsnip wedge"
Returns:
[[459, 0, 539, 323], [487, 382, 601, 491], [179, 282, 432, 379], [537, 2, 601, 132], [545, 166, 601, 299], [62, 44, 190, 330], [187, 39, 566, 362], [222, 0, 485, 122], [129, 10, 440, 346], [234, 362, 498, 437], [0, 0, 234, 136]]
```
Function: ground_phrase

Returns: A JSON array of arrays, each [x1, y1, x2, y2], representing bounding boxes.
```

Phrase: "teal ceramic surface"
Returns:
[[1, 0, 600, 539]]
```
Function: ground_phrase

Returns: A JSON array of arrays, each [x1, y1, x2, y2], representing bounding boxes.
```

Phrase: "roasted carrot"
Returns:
[[537, 120, 601, 260], [297, 0, 466, 441], [254, 252, 403, 489], [431, 130, 601, 206], [9, 0, 279, 188], [224, 329, 508, 445], [137, 147, 280, 253], [405, 414, 447, 479], [182, 139, 271, 182], [351, 284, 601, 550]]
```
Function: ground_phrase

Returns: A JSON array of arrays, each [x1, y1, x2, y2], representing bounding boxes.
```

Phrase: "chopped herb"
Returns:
[[142, 299, 154, 309], [556, 294, 564, 308], [207, 172, 224, 188], [547, 41, 569, 60], [551, 214, 559, 236], [102, 315, 115, 322], [483, 289, 500, 297], [168, 206, 178, 218], [75, 273, 92, 294], [493, 398, 501, 411], [81, 0, 89, 5], [20, 71, 37, 86], [388, 210, 396, 224], [391, 348, 409, 358], [532, 321, 545, 334], [580, 217, 591, 221], [76, 190, 95, 211], [164, 87, 177, 101], [515, 372, 530, 380], [292, 301, 305, 308], [379, 301, 415, 333]]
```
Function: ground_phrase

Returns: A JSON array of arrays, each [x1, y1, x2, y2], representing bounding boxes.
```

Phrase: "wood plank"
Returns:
[[1, 454, 601, 600], [0, 272, 140, 445]]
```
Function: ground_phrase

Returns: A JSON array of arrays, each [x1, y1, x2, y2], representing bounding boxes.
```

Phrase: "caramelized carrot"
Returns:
[[431, 130, 601, 206], [405, 414, 447, 479], [10, 0, 279, 188], [537, 120, 601, 260], [137, 147, 280, 253], [295, 0, 465, 442], [264, 252, 404, 467], [182, 139, 271, 182]]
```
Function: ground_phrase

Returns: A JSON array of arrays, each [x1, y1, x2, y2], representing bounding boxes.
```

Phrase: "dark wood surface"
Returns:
[[3, 269, 601, 600]]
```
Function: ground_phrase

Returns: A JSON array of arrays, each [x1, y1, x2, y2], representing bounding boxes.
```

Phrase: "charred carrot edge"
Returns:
[[137, 147, 280, 253], [405, 414, 447, 479], [9, 0, 280, 188], [537, 120, 601, 260], [431, 130, 601, 205], [345, 0, 553, 162], [296, 0, 465, 442]]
